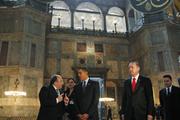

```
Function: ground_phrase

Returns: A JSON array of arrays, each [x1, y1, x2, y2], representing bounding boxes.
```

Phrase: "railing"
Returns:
[[50, 27, 127, 38]]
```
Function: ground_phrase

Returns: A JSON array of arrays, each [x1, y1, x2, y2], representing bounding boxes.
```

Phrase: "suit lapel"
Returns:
[[127, 79, 132, 95], [79, 82, 84, 93], [79, 80, 92, 93], [163, 88, 166, 96], [85, 80, 92, 92], [50, 85, 58, 98], [170, 86, 175, 96]]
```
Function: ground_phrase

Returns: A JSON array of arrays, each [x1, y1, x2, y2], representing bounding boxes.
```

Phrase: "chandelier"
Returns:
[[99, 97, 115, 102], [4, 91, 27, 96]]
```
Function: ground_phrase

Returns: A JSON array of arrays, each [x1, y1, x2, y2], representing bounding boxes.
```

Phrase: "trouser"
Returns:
[[107, 115, 112, 120], [130, 108, 136, 120]]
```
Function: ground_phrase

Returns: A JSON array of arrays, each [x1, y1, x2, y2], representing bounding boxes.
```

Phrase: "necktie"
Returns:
[[56, 89, 60, 96], [132, 78, 136, 92], [167, 87, 171, 95], [82, 81, 86, 92]]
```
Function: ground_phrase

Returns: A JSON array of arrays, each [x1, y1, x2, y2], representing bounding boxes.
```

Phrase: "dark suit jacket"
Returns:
[[159, 85, 180, 120], [37, 85, 65, 120], [74, 79, 100, 120], [121, 75, 154, 120], [65, 89, 79, 120]]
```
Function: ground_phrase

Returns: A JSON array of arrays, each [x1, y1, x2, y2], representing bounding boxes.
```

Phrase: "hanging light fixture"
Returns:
[[99, 97, 115, 102], [4, 91, 27, 96]]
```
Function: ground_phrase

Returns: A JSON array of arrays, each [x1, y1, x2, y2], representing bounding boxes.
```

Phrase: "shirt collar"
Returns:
[[53, 85, 58, 90], [131, 74, 139, 82], [166, 85, 172, 91], [82, 77, 89, 85]]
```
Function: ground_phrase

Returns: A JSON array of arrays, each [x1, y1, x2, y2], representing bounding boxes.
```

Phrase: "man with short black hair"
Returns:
[[74, 67, 100, 120], [159, 74, 180, 120], [37, 74, 68, 120]]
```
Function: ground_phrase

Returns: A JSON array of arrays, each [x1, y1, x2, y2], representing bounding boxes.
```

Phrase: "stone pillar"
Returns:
[[71, 10, 74, 29], [56, 40, 61, 73], [125, 13, 129, 33], [103, 13, 107, 32]]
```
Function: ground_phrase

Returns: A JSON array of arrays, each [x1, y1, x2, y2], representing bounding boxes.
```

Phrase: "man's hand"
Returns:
[[77, 114, 84, 120], [147, 115, 153, 120], [64, 94, 69, 106], [56, 93, 63, 103], [82, 113, 89, 119], [78, 113, 89, 120]]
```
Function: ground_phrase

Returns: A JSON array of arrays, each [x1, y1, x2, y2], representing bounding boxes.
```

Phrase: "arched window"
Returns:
[[106, 7, 126, 33], [50, 1, 71, 28], [74, 2, 103, 30]]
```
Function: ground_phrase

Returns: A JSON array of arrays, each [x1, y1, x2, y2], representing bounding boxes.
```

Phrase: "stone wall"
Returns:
[[46, 33, 129, 118], [46, 33, 129, 80], [0, 7, 49, 117], [128, 21, 180, 103]]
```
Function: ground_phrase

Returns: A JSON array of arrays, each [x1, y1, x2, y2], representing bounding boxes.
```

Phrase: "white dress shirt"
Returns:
[[166, 85, 172, 95], [53, 85, 61, 103], [131, 74, 139, 84], [82, 77, 89, 87]]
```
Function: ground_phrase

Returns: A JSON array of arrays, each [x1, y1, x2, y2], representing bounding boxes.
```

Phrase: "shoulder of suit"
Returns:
[[172, 85, 180, 90], [125, 75, 150, 80], [160, 88, 165, 93], [172, 85, 179, 88], [139, 75, 150, 80], [39, 85, 50, 93], [124, 79, 129, 83], [123, 79, 130, 86], [89, 80, 99, 84], [139, 75, 152, 83], [41, 85, 49, 90], [74, 82, 84, 89], [75, 83, 81, 88]]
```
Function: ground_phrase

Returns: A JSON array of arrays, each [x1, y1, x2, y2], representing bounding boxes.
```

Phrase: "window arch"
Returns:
[[50, 1, 71, 28], [74, 2, 103, 30], [106, 7, 127, 33]]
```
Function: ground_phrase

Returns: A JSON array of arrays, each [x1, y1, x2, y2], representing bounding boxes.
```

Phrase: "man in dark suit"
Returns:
[[159, 75, 180, 120], [74, 67, 100, 120], [121, 61, 154, 120], [37, 74, 69, 120]]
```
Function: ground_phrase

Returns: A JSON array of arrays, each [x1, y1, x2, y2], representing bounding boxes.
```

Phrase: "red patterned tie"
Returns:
[[132, 78, 136, 92]]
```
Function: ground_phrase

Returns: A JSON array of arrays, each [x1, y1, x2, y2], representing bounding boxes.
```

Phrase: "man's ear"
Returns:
[[138, 66, 140, 71]]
